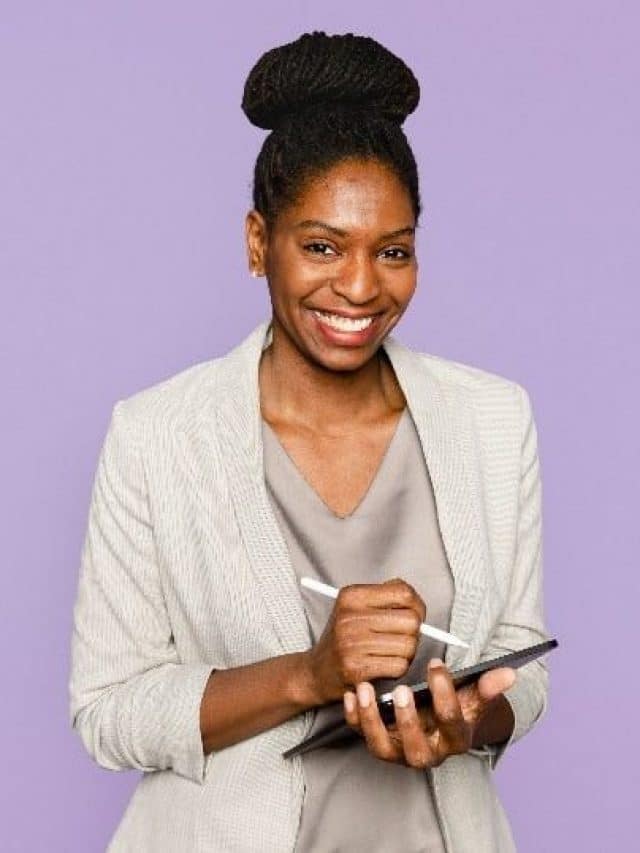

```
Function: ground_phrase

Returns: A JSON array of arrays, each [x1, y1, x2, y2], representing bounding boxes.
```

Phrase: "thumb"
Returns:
[[476, 667, 517, 704]]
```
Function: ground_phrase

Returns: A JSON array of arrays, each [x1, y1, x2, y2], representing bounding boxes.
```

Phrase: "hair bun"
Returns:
[[241, 31, 420, 131]]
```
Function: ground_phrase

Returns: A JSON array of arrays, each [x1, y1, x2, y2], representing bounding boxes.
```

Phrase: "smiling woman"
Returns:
[[69, 30, 550, 853]]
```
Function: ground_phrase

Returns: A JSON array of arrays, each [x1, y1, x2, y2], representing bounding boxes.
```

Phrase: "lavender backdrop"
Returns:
[[2, 2, 637, 850]]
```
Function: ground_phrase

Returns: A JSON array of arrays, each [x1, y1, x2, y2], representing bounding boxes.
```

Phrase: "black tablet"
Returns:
[[282, 638, 558, 759]]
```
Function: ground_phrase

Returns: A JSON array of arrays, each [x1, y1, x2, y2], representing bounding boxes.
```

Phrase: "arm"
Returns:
[[471, 383, 550, 768], [68, 401, 216, 784], [199, 654, 319, 754]]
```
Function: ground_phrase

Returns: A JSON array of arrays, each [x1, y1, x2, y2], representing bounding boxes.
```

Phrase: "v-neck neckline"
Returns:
[[262, 407, 408, 521]]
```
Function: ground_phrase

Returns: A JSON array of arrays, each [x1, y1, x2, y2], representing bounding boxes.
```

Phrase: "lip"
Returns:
[[308, 307, 384, 347]]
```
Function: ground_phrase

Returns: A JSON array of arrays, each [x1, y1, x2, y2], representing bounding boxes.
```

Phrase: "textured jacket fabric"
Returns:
[[68, 318, 550, 852]]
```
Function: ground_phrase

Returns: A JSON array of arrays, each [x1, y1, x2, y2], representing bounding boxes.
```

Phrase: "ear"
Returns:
[[245, 209, 269, 277]]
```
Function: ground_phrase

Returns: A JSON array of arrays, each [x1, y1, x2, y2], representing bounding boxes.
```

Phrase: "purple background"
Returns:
[[2, 2, 637, 850]]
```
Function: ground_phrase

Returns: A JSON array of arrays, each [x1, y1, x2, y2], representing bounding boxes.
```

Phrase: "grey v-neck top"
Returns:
[[261, 406, 455, 853]]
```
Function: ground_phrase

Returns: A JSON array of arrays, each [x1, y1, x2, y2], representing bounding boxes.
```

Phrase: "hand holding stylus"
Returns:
[[301, 577, 469, 648], [302, 577, 433, 706]]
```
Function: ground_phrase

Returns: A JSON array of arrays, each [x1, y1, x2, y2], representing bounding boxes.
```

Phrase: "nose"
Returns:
[[330, 251, 381, 305]]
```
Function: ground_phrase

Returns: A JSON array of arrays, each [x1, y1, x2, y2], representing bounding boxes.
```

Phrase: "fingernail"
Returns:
[[344, 692, 356, 713], [393, 685, 411, 708], [428, 657, 443, 670], [357, 684, 371, 708]]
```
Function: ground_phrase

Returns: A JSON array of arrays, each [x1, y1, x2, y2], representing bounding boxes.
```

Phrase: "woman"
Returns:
[[69, 31, 550, 852]]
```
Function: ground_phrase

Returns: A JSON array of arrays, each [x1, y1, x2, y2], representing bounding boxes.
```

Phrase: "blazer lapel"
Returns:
[[215, 319, 490, 670], [382, 334, 492, 670], [215, 321, 312, 657]]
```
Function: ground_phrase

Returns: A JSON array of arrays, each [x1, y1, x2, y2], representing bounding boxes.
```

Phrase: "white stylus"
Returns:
[[300, 576, 469, 649]]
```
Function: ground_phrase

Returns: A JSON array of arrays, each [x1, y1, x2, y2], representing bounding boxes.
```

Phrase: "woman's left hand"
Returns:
[[342, 657, 516, 768]]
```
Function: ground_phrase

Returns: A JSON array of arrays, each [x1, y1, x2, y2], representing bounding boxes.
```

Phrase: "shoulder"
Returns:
[[105, 355, 225, 447], [107, 322, 265, 440], [413, 346, 528, 403], [406, 346, 535, 437], [416, 348, 516, 391]]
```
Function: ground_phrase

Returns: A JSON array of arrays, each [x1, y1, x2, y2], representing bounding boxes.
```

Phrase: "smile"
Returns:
[[311, 310, 377, 332]]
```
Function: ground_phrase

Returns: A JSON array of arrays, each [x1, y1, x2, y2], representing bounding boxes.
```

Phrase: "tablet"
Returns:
[[282, 638, 558, 759]]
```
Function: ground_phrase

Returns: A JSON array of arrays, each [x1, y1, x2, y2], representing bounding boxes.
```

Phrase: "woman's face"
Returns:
[[246, 157, 418, 371]]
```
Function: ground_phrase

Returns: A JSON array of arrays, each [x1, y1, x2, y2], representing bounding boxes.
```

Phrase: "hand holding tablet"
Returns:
[[283, 639, 558, 759]]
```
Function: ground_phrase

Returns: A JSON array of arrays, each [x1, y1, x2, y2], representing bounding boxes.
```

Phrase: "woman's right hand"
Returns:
[[304, 578, 427, 706]]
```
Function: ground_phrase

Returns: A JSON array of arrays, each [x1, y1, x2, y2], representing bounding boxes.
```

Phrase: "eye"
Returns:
[[303, 242, 337, 256], [382, 247, 413, 260]]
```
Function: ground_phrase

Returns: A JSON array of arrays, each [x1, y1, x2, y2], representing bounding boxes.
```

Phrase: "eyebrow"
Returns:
[[293, 219, 415, 240]]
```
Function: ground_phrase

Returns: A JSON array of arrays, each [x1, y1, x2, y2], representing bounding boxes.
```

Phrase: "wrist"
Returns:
[[287, 651, 323, 711]]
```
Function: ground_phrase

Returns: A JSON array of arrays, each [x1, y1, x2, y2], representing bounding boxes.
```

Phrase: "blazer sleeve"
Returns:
[[68, 400, 215, 785], [474, 383, 551, 770]]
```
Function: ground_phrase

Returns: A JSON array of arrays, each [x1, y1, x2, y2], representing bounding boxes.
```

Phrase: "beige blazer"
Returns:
[[68, 318, 550, 852]]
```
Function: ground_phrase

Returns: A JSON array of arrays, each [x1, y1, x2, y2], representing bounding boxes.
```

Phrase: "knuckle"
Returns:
[[408, 611, 422, 634], [345, 610, 365, 630], [416, 594, 427, 621], [396, 714, 415, 734], [336, 629, 355, 652], [407, 751, 429, 769], [337, 584, 352, 600], [391, 657, 409, 678], [337, 585, 358, 609], [439, 707, 461, 726], [340, 653, 354, 677], [402, 581, 426, 617], [334, 622, 347, 644], [342, 658, 360, 685], [403, 635, 417, 661], [376, 742, 397, 762], [336, 616, 363, 647], [398, 583, 415, 604], [388, 579, 412, 602]]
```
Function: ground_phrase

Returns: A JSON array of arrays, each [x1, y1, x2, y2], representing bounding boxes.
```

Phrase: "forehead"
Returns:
[[284, 158, 414, 232]]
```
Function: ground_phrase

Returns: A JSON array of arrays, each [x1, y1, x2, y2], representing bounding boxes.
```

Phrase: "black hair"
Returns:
[[241, 31, 422, 231]]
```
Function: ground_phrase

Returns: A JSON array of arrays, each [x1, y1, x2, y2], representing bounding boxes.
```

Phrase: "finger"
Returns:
[[379, 579, 427, 624], [391, 684, 436, 769], [427, 658, 469, 753], [342, 579, 426, 623], [359, 631, 418, 660], [348, 655, 411, 683], [356, 682, 402, 762], [417, 703, 437, 732], [366, 608, 424, 636], [343, 690, 361, 732]]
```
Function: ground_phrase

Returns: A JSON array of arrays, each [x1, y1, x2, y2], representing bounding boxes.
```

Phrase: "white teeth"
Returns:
[[312, 310, 375, 332]]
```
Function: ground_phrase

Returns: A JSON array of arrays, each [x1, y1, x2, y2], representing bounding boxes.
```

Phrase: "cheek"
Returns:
[[266, 280, 318, 333], [271, 269, 326, 306], [388, 271, 417, 305]]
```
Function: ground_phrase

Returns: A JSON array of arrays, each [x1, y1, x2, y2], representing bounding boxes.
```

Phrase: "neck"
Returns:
[[259, 317, 405, 433]]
